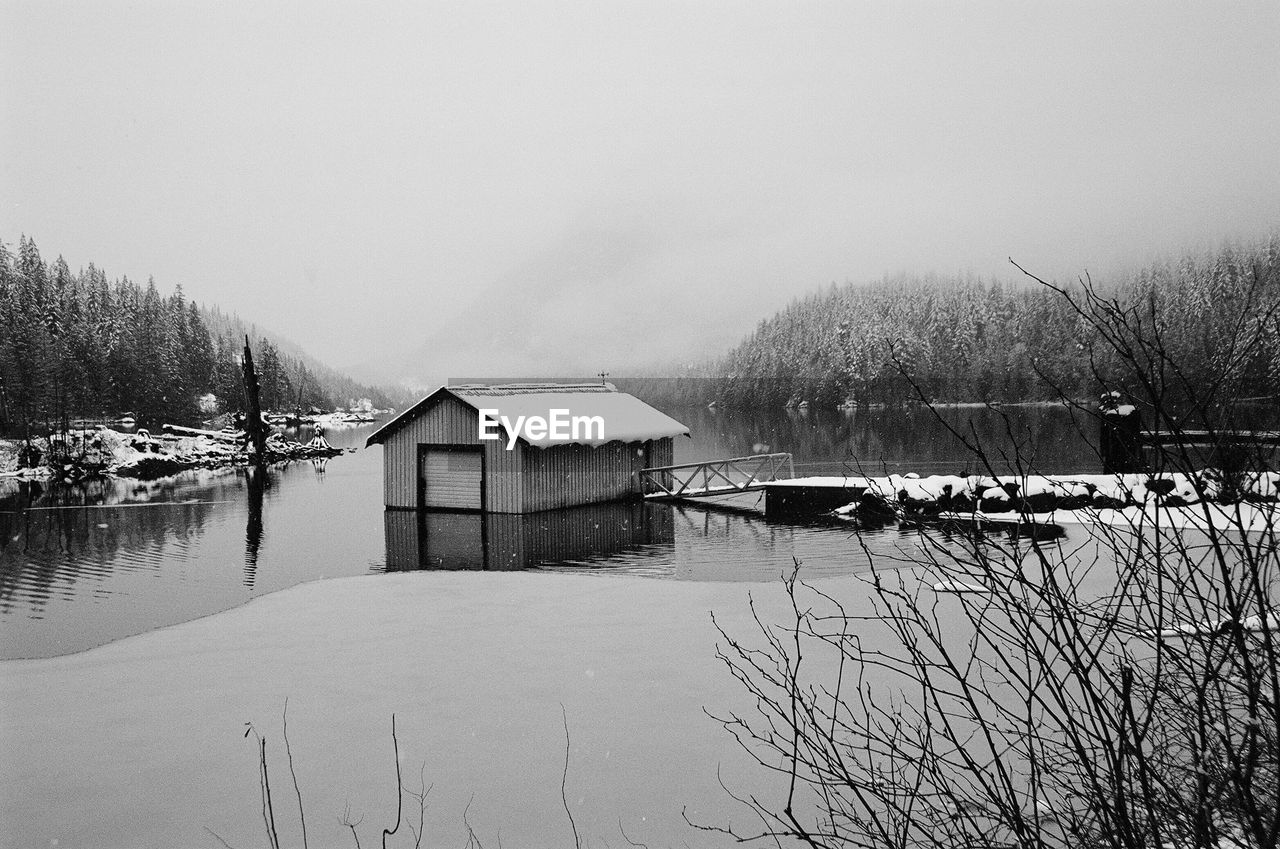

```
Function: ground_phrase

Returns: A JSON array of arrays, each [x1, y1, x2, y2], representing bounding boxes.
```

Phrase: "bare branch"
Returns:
[[282, 697, 309, 849], [561, 704, 583, 849]]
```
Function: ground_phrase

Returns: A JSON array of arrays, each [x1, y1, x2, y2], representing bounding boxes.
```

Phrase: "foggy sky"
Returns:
[[3, 1, 1279, 386]]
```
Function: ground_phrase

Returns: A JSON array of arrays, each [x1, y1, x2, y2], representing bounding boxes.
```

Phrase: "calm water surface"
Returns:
[[0, 403, 1134, 849], [0, 405, 1100, 659]]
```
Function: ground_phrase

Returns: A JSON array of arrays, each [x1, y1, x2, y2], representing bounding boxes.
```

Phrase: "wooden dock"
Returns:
[[639, 453, 794, 500], [759, 470, 1279, 520], [1139, 429, 1280, 446], [760, 476, 869, 517]]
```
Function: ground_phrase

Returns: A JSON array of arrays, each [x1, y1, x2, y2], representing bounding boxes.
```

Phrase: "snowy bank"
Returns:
[[0, 425, 348, 483], [0, 571, 815, 849], [823, 471, 1280, 520]]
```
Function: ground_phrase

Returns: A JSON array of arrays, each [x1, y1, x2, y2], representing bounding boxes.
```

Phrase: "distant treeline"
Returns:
[[0, 236, 398, 433], [703, 237, 1280, 410], [198, 306, 403, 417]]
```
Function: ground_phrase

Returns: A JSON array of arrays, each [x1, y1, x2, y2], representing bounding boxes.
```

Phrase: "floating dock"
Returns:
[[764, 471, 1280, 519], [1140, 429, 1280, 446], [640, 459, 1280, 522], [760, 477, 868, 517]]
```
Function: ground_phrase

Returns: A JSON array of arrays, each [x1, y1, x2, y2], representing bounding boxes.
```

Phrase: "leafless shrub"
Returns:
[[218, 705, 590, 849]]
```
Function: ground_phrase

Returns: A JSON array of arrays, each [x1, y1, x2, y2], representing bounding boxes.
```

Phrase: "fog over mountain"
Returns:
[[352, 212, 757, 387]]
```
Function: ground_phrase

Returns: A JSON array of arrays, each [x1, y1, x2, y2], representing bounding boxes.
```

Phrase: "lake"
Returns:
[[0, 404, 1102, 660], [0, 403, 1105, 848]]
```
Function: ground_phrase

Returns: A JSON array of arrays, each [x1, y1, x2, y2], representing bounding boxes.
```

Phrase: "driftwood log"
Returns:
[[162, 423, 242, 442]]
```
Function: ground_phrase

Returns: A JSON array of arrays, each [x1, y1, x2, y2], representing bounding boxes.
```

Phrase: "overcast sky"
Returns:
[[3, 1, 1279, 384]]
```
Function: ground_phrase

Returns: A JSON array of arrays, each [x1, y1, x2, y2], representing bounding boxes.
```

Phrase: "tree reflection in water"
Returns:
[[244, 466, 268, 587]]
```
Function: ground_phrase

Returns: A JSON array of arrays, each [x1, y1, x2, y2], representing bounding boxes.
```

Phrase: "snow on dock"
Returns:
[[762, 471, 1280, 528]]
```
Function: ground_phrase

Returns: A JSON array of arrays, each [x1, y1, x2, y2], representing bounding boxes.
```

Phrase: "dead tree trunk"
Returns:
[[241, 336, 268, 466]]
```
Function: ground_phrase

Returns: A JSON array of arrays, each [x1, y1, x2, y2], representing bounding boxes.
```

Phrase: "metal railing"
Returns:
[[639, 453, 794, 499]]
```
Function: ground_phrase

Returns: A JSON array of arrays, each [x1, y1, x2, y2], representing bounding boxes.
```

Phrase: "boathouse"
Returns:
[[365, 383, 689, 513]]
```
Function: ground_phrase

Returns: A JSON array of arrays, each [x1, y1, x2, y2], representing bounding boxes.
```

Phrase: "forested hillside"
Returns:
[[0, 236, 399, 433], [198, 306, 402, 417], [713, 237, 1280, 409]]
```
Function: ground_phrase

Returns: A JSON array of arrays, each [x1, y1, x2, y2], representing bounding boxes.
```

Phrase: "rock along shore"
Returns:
[[832, 470, 1280, 518]]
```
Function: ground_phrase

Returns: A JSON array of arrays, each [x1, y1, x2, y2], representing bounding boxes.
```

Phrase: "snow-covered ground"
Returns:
[[813, 472, 1280, 531], [806, 471, 1280, 508], [0, 571, 807, 849]]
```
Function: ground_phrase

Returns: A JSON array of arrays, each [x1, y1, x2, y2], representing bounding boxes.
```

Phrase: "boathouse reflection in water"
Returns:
[[384, 501, 676, 572]]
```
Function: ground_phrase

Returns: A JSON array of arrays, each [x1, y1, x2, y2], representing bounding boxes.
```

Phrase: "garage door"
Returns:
[[420, 448, 482, 510]]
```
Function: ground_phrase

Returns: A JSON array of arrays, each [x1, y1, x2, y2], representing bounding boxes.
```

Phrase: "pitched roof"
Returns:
[[365, 383, 689, 448]]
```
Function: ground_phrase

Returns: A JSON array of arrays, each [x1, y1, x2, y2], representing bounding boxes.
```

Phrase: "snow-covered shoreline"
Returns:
[[0, 425, 347, 483], [812, 471, 1280, 534]]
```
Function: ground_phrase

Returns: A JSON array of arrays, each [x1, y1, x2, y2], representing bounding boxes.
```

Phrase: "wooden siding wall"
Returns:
[[649, 437, 674, 485], [383, 509, 420, 569], [382, 396, 677, 513], [521, 437, 675, 512], [380, 396, 523, 511]]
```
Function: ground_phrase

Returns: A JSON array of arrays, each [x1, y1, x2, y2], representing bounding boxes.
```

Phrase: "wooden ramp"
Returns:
[[639, 453, 794, 500]]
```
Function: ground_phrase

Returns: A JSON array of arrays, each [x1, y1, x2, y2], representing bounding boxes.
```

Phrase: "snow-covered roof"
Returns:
[[365, 384, 690, 448], [449, 382, 615, 397]]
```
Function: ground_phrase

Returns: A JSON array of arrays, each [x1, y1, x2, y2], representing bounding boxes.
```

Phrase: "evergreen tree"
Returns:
[[713, 237, 1280, 409], [0, 234, 400, 433]]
